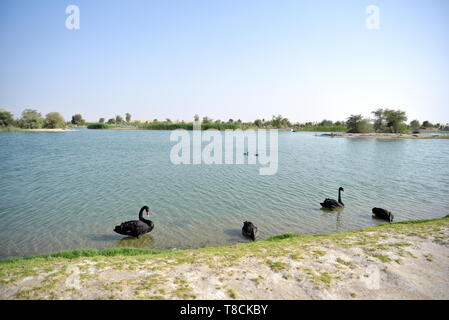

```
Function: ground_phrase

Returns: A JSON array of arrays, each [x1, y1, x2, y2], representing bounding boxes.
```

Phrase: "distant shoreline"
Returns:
[[0, 128, 75, 132], [317, 132, 449, 140]]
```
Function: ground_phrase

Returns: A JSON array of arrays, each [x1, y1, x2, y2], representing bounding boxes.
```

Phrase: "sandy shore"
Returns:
[[22, 128, 76, 132], [318, 132, 448, 140], [1, 216, 448, 300], [0, 128, 76, 132]]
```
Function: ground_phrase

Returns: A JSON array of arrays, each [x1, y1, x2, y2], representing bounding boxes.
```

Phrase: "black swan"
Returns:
[[320, 187, 344, 209], [242, 221, 258, 241], [372, 207, 394, 222], [113, 205, 154, 238]]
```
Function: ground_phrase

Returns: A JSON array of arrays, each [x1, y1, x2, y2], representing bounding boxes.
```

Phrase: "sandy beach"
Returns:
[[22, 128, 76, 132], [1, 216, 448, 300]]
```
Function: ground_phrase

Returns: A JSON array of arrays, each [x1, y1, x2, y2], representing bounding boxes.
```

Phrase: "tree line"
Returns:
[[2, 108, 447, 132], [0, 108, 90, 129], [345, 108, 446, 134]]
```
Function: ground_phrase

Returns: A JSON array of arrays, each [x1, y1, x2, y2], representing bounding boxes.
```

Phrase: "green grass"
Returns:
[[372, 254, 392, 263], [0, 247, 170, 264], [336, 257, 355, 268], [266, 260, 287, 272], [320, 273, 332, 284], [267, 233, 298, 241], [0, 126, 25, 132]]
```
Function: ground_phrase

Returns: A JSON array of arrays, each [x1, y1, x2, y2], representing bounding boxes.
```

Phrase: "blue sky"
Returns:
[[1, 0, 448, 123]]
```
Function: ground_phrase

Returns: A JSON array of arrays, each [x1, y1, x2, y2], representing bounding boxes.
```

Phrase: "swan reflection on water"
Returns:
[[320, 207, 343, 232], [116, 234, 155, 249]]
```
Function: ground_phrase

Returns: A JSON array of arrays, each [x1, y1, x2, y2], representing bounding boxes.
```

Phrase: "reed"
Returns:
[[137, 122, 245, 130], [293, 125, 347, 132], [86, 123, 110, 129]]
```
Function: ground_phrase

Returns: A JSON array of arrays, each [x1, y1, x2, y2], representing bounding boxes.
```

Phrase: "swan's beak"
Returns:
[[146, 210, 150, 216]]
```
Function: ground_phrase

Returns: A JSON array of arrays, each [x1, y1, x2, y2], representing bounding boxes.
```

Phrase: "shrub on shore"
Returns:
[[87, 123, 110, 129], [0, 109, 15, 127], [43, 112, 65, 129], [293, 125, 347, 132], [137, 122, 244, 130], [17, 109, 44, 129]]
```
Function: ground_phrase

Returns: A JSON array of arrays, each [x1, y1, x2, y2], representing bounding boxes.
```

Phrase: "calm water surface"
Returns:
[[1, 129, 448, 258]]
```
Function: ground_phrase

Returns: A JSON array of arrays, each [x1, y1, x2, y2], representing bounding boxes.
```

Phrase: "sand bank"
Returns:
[[1, 216, 448, 300], [318, 132, 448, 139]]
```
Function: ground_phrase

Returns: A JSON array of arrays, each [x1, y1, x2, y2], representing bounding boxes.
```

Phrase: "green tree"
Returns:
[[383, 109, 408, 133], [71, 114, 85, 126], [44, 112, 65, 129], [125, 113, 131, 123], [228, 119, 234, 123], [422, 120, 433, 128], [254, 119, 262, 127], [115, 115, 123, 124], [0, 109, 15, 127], [99, 118, 105, 123], [271, 115, 283, 128], [107, 118, 116, 124], [371, 108, 386, 132], [320, 119, 333, 127], [166, 118, 172, 123], [410, 120, 420, 129], [194, 114, 200, 122], [346, 114, 363, 133], [202, 116, 212, 124], [153, 119, 158, 122], [18, 109, 44, 129], [356, 119, 374, 133]]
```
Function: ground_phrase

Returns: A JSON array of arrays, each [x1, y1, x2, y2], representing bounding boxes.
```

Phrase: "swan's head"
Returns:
[[142, 206, 150, 216], [339, 187, 344, 192]]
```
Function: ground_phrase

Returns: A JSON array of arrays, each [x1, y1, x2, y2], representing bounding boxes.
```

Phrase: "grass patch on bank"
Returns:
[[1, 215, 448, 266], [0, 247, 170, 264]]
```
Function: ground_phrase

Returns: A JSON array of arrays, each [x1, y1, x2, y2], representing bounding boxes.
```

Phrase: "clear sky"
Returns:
[[1, 0, 448, 123]]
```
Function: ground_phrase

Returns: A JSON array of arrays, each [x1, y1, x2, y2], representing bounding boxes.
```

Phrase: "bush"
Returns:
[[44, 112, 65, 129], [356, 120, 374, 133], [18, 109, 44, 129], [87, 123, 110, 129], [0, 109, 15, 127], [293, 125, 347, 132], [138, 122, 243, 130], [71, 114, 85, 126]]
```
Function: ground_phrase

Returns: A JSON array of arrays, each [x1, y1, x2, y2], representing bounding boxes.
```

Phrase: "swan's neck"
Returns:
[[138, 208, 147, 221], [338, 190, 343, 204]]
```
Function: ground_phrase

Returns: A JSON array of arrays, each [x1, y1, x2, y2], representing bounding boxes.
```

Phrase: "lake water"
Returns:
[[1, 129, 449, 258]]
